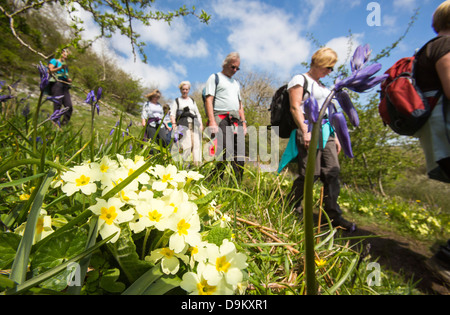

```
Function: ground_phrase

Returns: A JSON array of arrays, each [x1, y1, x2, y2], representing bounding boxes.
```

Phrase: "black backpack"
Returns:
[[269, 74, 309, 138]]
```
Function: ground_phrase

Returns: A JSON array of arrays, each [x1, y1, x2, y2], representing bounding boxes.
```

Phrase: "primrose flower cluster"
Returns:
[[57, 154, 248, 295]]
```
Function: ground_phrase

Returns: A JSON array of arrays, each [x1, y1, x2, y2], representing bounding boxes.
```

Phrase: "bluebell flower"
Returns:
[[335, 90, 359, 127], [85, 90, 96, 104], [331, 112, 353, 158], [350, 44, 371, 73], [38, 62, 49, 91], [304, 93, 319, 123], [46, 95, 64, 105], [334, 62, 387, 93]]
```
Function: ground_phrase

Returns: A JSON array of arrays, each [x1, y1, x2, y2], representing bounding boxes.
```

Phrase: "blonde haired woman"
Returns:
[[170, 81, 203, 166], [288, 47, 355, 232]]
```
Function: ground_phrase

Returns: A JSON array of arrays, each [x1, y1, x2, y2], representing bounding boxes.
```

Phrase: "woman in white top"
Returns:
[[170, 81, 203, 165], [141, 89, 169, 147], [288, 47, 355, 232]]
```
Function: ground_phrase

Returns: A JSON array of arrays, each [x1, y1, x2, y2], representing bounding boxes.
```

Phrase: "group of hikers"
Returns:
[[46, 1, 450, 286]]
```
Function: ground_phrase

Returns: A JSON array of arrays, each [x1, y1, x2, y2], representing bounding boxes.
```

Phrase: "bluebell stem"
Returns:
[[302, 44, 387, 295]]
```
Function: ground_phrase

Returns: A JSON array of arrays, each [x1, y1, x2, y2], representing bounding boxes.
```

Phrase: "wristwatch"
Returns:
[[242, 120, 247, 124]]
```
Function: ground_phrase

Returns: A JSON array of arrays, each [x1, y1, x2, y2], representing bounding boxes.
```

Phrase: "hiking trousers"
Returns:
[[51, 81, 73, 125], [213, 113, 245, 181], [289, 130, 342, 219]]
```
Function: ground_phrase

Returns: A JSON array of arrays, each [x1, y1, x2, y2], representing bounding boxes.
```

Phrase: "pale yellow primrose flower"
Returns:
[[15, 209, 54, 244], [90, 155, 119, 184], [100, 167, 139, 202], [116, 154, 150, 185], [129, 198, 172, 233], [161, 188, 190, 216], [146, 247, 189, 275], [89, 197, 134, 243], [180, 263, 234, 295], [61, 164, 98, 196], [202, 240, 248, 287], [151, 164, 186, 191], [168, 204, 201, 253]]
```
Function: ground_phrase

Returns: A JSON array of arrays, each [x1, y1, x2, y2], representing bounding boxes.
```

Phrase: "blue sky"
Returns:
[[73, 0, 440, 100]]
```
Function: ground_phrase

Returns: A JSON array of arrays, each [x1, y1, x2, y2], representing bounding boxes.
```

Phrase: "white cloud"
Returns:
[[134, 19, 209, 58], [212, 0, 311, 78]]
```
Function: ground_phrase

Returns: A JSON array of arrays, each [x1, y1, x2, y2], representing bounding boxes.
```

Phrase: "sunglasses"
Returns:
[[231, 65, 240, 71], [327, 67, 334, 72]]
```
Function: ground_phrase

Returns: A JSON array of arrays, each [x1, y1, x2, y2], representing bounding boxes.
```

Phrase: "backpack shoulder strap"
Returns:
[[300, 74, 310, 99], [213, 73, 219, 109]]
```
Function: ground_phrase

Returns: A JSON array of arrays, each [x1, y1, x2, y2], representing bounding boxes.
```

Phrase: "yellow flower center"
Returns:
[[100, 206, 118, 225], [36, 217, 44, 234], [100, 164, 109, 173], [162, 173, 173, 183], [177, 219, 190, 236], [161, 248, 174, 258], [148, 210, 162, 222], [197, 279, 217, 295], [170, 203, 178, 213], [190, 246, 199, 255], [215, 256, 231, 273], [128, 169, 134, 177], [120, 190, 130, 202], [76, 175, 90, 186]]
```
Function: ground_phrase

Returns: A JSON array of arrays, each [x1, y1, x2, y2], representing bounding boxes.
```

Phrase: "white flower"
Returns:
[[129, 198, 172, 233], [89, 197, 134, 243], [101, 167, 139, 203], [168, 205, 201, 253], [202, 239, 248, 287], [151, 164, 186, 191], [117, 154, 150, 185], [61, 164, 98, 196], [146, 247, 189, 275], [90, 155, 119, 185], [181, 266, 234, 295], [161, 188, 190, 216], [219, 214, 232, 228], [15, 209, 54, 244]]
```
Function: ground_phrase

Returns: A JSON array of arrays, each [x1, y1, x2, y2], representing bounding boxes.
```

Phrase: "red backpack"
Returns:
[[379, 39, 442, 136]]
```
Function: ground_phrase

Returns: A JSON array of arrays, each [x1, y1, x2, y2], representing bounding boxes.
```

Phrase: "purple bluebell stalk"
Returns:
[[173, 126, 186, 143], [22, 104, 30, 117], [304, 94, 319, 123], [85, 90, 96, 104], [335, 63, 387, 93], [109, 121, 120, 136], [335, 90, 359, 127], [46, 95, 64, 105], [0, 95, 13, 102], [96, 87, 102, 102], [350, 44, 371, 73], [331, 112, 353, 158], [38, 62, 49, 91], [302, 44, 386, 295]]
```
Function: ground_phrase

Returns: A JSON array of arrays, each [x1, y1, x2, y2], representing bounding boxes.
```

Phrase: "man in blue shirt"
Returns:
[[204, 52, 248, 182]]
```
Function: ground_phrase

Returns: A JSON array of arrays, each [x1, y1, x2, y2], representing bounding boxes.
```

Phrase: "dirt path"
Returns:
[[346, 222, 449, 295]]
